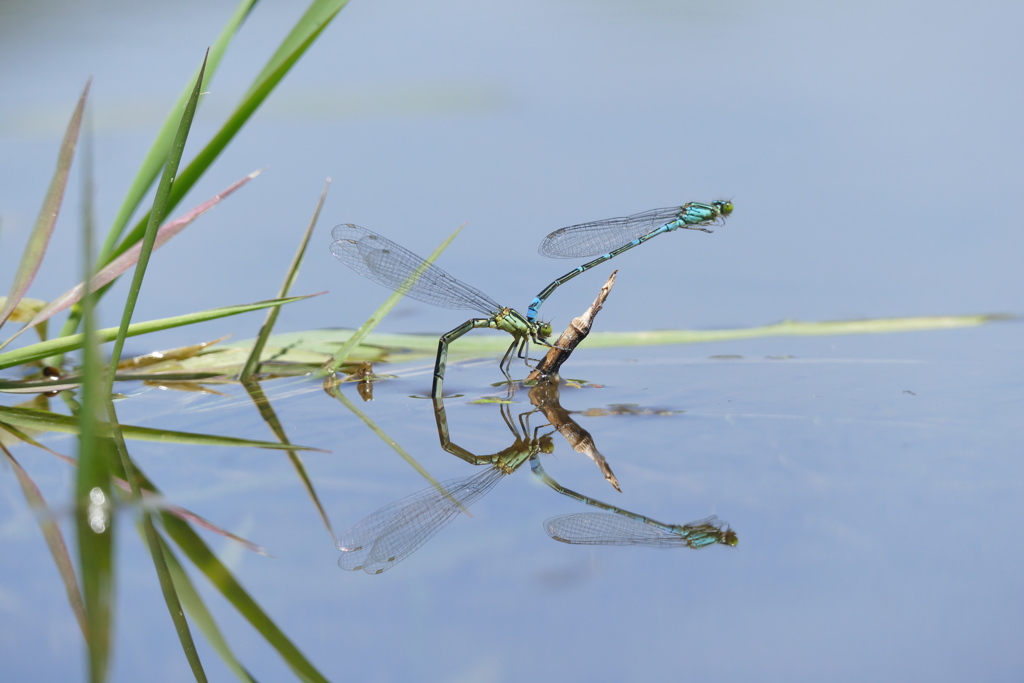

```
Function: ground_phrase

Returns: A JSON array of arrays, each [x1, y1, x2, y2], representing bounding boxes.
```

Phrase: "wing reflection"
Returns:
[[336, 466, 508, 574]]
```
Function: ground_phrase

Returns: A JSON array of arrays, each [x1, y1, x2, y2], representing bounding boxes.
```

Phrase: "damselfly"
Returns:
[[527, 200, 733, 323]]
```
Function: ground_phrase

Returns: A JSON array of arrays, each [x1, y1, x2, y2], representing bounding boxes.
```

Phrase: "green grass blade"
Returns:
[[244, 1, 351, 103], [159, 512, 331, 683], [74, 136, 116, 683], [0, 294, 317, 371], [109, 1, 351, 267], [56, 1, 348, 344], [57, 2, 258, 344], [307, 312, 1008, 360], [0, 405, 324, 451], [96, 0, 258, 263], [0, 80, 90, 329], [0, 442, 88, 639], [320, 222, 467, 375], [80, 98, 97, 325], [75, 436, 118, 683], [573, 313, 1013, 347], [241, 178, 329, 381], [105, 52, 208, 386]]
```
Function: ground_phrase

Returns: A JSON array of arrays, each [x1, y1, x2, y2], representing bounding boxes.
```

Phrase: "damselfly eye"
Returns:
[[538, 322, 553, 338], [717, 200, 734, 216]]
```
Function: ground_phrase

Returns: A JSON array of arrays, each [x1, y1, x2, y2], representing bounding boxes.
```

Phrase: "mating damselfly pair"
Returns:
[[330, 199, 733, 396]]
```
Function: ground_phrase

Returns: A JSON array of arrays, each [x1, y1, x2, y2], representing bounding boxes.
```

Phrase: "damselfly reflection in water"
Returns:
[[330, 225, 556, 398], [527, 382, 736, 548], [336, 384, 736, 574], [531, 457, 738, 549], [546, 513, 736, 548]]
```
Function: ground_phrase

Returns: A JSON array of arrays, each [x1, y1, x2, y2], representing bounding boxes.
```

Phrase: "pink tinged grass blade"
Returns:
[[0, 171, 261, 352], [0, 80, 90, 329], [0, 443, 88, 638]]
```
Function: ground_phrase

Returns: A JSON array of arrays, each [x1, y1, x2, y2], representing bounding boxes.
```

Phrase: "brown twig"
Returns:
[[526, 270, 617, 382]]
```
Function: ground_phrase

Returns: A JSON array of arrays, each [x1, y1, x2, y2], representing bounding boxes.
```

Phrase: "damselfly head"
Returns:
[[721, 528, 739, 547], [537, 321, 554, 339], [714, 200, 734, 217]]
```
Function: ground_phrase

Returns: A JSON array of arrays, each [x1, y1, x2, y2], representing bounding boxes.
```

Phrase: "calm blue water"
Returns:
[[1, 0, 1021, 681]]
